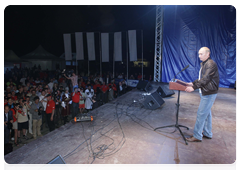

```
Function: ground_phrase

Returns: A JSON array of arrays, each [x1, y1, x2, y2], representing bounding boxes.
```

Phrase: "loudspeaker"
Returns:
[[234, 81, 238, 90], [143, 91, 165, 110], [136, 80, 152, 92], [157, 82, 175, 98], [39, 155, 70, 170]]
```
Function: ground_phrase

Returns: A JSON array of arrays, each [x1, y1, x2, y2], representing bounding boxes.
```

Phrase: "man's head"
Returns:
[[11, 91, 15, 96], [7, 98, 13, 105], [34, 96, 39, 104], [7, 92, 11, 98], [32, 89, 36, 95], [46, 94, 52, 101], [103, 82, 105, 85], [4, 105, 10, 113], [74, 87, 78, 92], [41, 90, 46, 96], [72, 72, 76, 76], [88, 85, 91, 89], [198, 47, 210, 62]]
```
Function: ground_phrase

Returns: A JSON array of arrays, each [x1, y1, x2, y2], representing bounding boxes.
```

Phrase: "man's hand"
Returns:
[[185, 86, 194, 93], [50, 116, 53, 121], [186, 82, 193, 86], [10, 120, 13, 123]]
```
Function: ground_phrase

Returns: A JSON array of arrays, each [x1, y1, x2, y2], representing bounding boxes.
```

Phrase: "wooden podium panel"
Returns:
[[169, 79, 188, 91]]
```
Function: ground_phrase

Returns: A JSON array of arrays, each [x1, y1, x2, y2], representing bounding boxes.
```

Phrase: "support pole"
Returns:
[[141, 30, 143, 80], [99, 32, 102, 77], [126, 31, 129, 83]]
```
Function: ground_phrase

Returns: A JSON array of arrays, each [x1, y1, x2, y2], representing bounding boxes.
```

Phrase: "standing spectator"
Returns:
[[16, 101, 29, 143], [79, 87, 85, 114], [11, 91, 18, 102], [20, 75, 27, 86], [4, 105, 13, 144], [25, 96, 32, 135], [129, 75, 135, 80], [137, 73, 142, 80], [30, 96, 43, 139], [71, 87, 80, 118], [12, 103, 19, 146], [60, 79, 67, 89], [101, 82, 109, 104], [54, 90, 62, 128], [117, 82, 124, 97], [39, 91, 47, 129], [30, 89, 37, 102], [85, 85, 94, 111], [64, 72, 78, 92], [48, 79, 54, 91], [45, 94, 55, 132], [61, 88, 71, 125]]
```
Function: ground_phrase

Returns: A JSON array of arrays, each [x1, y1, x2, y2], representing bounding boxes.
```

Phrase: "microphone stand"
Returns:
[[154, 65, 190, 145]]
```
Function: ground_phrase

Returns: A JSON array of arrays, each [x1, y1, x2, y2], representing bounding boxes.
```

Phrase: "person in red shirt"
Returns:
[[11, 91, 18, 102], [45, 94, 55, 132], [71, 87, 80, 118], [101, 82, 109, 104]]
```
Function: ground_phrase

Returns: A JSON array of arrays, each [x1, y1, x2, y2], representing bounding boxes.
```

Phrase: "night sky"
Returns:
[[4, 5, 156, 58]]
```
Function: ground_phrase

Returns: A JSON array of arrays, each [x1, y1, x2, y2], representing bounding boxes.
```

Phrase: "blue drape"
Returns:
[[162, 5, 236, 88]]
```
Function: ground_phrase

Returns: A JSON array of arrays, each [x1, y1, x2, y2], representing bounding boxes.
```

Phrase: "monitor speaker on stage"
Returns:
[[39, 155, 70, 170], [143, 91, 165, 110], [157, 82, 175, 98], [136, 80, 152, 92]]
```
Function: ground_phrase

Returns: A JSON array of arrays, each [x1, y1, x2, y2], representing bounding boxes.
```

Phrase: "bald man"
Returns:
[[185, 47, 219, 142]]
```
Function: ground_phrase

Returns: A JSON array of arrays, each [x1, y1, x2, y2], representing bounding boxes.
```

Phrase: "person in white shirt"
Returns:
[[85, 86, 94, 110], [48, 79, 54, 90]]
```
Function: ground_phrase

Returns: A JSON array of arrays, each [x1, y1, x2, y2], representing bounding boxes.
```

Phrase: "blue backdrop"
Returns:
[[162, 5, 236, 88]]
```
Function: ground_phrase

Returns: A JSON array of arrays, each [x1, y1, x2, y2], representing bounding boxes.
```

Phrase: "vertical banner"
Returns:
[[114, 32, 122, 61], [101, 33, 109, 62], [75, 32, 84, 60], [128, 30, 137, 61], [86, 32, 96, 61], [63, 34, 72, 60]]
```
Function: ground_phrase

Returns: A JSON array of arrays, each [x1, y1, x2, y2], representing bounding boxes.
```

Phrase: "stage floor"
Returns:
[[5, 83, 236, 164]]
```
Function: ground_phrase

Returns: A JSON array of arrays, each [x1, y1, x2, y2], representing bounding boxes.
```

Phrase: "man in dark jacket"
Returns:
[[4, 105, 13, 144], [185, 47, 219, 142]]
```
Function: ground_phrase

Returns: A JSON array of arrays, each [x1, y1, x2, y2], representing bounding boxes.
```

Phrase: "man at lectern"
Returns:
[[185, 47, 219, 142]]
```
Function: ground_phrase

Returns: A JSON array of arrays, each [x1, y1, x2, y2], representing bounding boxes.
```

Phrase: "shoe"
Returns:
[[23, 135, 29, 140], [186, 136, 202, 142], [17, 138, 22, 143], [14, 142, 19, 146], [202, 133, 212, 139]]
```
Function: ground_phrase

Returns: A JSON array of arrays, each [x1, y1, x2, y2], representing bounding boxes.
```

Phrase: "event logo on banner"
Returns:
[[128, 30, 137, 61], [114, 32, 122, 61], [86, 32, 96, 61], [63, 34, 72, 60], [101, 33, 109, 62], [75, 32, 84, 60]]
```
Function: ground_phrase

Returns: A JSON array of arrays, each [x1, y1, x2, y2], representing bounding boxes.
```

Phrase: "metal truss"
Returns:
[[153, 5, 164, 82]]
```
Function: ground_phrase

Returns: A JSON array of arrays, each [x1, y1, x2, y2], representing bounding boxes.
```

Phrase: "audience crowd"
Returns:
[[4, 65, 152, 155]]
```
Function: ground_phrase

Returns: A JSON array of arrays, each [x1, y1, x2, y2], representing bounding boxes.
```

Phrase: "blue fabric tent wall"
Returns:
[[162, 5, 236, 88]]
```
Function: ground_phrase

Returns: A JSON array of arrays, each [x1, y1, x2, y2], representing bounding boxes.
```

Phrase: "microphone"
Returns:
[[173, 65, 189, 81]]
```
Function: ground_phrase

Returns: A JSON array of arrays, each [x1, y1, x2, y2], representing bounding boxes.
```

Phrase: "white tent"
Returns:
[[21, 45, 64, 70]]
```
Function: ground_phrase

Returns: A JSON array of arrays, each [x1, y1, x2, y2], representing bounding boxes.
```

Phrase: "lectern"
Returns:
[[154, 79, 189, 145]]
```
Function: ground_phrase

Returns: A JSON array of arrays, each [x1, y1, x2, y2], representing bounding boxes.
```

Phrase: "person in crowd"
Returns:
[[4, 105, 13, 144], [30, 89, 37, 102], [7, 97, 14, 109], [64, 72, 78, 92], [54, 90, 62, 128], [71, 87, 80, 118], [25, 96, 32, 135], [16, 100, 29, 143], [85, 85, 94, 111], [12, 103, 19, 146], [117, 82, 124, 97], [129, 75, 135, 80], [39, 90, 48, 129], [48, 78, 54, 90], [137, 73, 142, 80], [93, 80, 101, 101], [20, 75, 27, 86], [30, 96, 44, 139], [61, 88, 71, 125], [60, 79, 67, 89], [79, 87, 85, 114], [45, 94, 55, 132], [101, 82, 109, 104], [11, 91, 18, 102]]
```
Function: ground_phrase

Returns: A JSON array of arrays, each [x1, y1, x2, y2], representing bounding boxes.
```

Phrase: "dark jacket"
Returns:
[[192, 58, 219, 96]]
